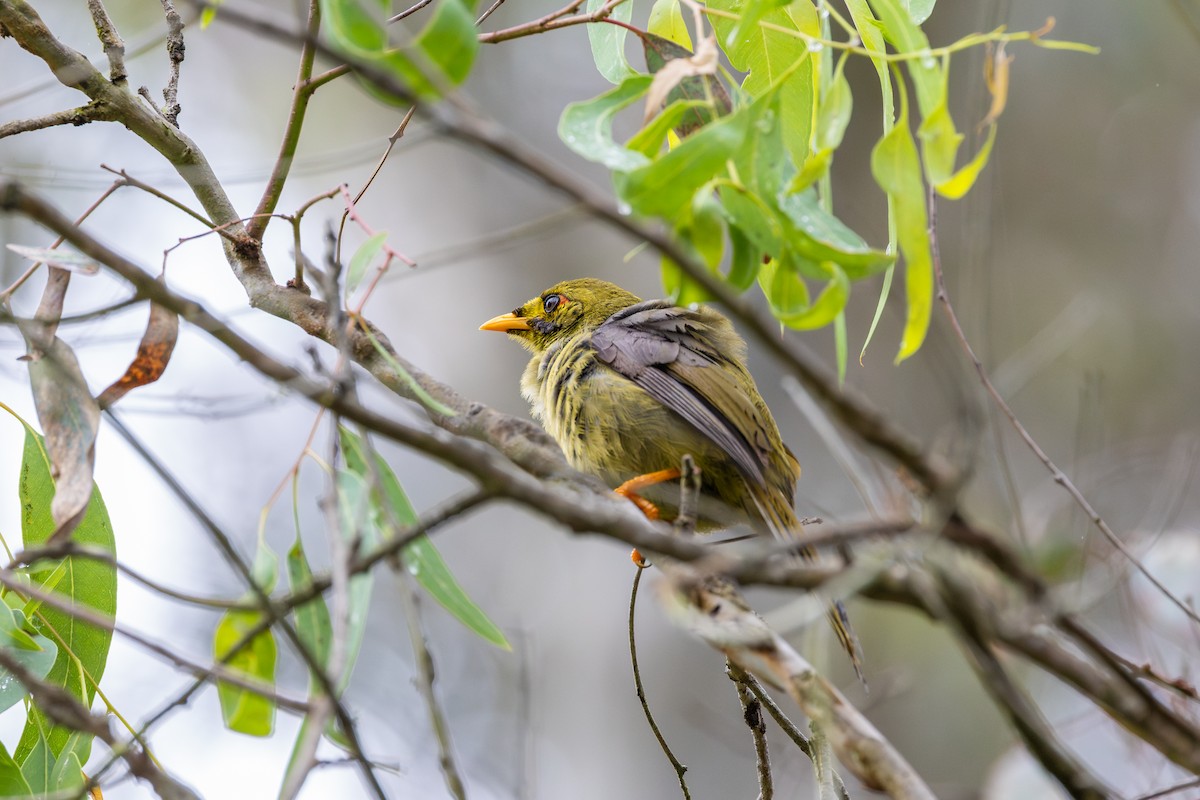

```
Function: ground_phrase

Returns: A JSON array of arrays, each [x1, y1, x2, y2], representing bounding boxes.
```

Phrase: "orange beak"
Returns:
[[479, 312, 531, 332]]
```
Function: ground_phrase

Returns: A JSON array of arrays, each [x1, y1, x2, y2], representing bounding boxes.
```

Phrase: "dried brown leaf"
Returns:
[[97, 300, 179, 408]]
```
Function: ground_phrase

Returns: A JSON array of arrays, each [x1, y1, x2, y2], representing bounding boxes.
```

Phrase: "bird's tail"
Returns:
[[750, 488, 866, 685]]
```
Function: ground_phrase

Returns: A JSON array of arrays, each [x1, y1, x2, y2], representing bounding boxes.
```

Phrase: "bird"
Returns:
[[479, 277, 863, 678]]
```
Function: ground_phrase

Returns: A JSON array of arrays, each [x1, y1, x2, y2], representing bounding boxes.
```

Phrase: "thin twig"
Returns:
[[0, 103, 112, 139], [102, 410, 388, 800], [730, 664, 774, 800], [1135, 776, 1200, 800], [478, 0, 627, 44], [629, 564, 692, 799], [928, 188, 1200, 630], [475, 0, 507, 26], [390, 0, 435, 23], [247, 0, 321, 241], [0, 648, 201, 800]]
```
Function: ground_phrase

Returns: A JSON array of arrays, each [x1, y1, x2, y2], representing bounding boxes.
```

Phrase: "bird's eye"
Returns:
[[543, 294, 562, 314]]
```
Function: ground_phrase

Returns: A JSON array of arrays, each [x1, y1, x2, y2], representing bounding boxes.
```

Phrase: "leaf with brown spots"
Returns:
[[96, 301, 179, 409]]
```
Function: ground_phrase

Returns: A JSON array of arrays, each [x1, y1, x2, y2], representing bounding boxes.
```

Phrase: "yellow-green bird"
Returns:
[[480, 278, 862, 677]]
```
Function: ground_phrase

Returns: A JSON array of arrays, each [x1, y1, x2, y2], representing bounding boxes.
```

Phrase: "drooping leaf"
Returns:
[[866, 0, 943, 116], [14, 422, 116, 763], [96, 299, 180, 409], [726, 225, 761, 291], [286, 539, 332, 681], [586, 0, 636, 84], [213, 609, 278, 737], [915, 96, 962, 189], [559, 76, 654, 171], [22, 334, 99, 541], [339, 427, 510, 649], [936, 123, 997, 199], [346, 231, 389, 294], [870, 91, 933, 362]]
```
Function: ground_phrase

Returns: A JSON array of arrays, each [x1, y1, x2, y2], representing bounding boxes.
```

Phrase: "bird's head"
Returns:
[[479, 278, 641, 353]]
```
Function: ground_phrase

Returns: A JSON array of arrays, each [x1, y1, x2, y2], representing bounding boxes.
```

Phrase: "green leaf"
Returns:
[[331, 469, 378, 690], [286, 540, 332, 683], [707, 0, 819, 168], [378, 0, 479, 98], [866, 0, 942, 116], [916, 96, 962, 188], [626, 98, 708, 157], [759, 256, 850, 330], [339, 428, 510, 649], [903, 0, 936, 25], [662, 190, 725, 305], [815, 54, 853, 152], [716, 181, 783, 256], [586, 0, 636, 83], [726, 225, 761, 290], [214, 610, 277, 737], [616, 92, 772, 218], [320, 0, 388, 54], [0, 740, 31, 797], [357, 324, 458, 418], [48, 732, 88, 793], [0, 609, 57, 716], [870, 91, 933, 362], [776, 189, 893, 273], [346, 231, 389, 294], [559, 76, 654, 171], [18, 727, 50, 795], [935, 123, 997, 199], [647, 0, 691, 48], [14, 424, 116, 763]]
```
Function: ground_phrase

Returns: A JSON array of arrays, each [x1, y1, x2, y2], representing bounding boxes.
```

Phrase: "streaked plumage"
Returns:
[[481, 278, 862, 677]]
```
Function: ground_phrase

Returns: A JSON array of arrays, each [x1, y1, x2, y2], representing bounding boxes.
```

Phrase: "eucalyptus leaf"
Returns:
[[586, 0, 636, 84], [346, 231, 389, 294], [339, 428, 510, 649], [870, 95, 933, 362], [0, 740, 31, 797], [14, 423, 116, 763], [214, 610, 277, 737], [559, 76, 654, 171], [647, 0, 691, 48]]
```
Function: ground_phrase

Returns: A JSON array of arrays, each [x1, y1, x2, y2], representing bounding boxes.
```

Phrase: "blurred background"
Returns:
[[2, 0, 1199, 797]]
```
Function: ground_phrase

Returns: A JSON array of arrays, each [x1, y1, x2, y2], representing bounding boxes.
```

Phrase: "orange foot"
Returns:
[[615, 468, 682, 568]]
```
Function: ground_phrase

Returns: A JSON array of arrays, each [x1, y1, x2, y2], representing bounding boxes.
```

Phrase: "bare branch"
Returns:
[[158, 0, 185, 125], [86, 0, 126, 83], [730, 665, 774, 800], [0, 103, 113, 138]]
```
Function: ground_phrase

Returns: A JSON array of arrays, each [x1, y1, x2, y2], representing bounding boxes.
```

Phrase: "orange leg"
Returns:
[[615, 468, 682, 566]]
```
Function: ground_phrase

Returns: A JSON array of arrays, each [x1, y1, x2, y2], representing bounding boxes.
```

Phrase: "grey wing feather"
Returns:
[[589, 301, 767, 486]]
